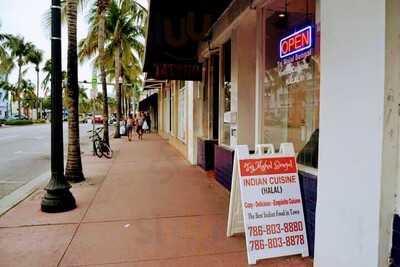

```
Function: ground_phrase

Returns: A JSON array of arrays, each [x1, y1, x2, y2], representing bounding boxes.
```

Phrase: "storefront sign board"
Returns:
[[280, 26, 313, 59], [227, 143, 309, 265]]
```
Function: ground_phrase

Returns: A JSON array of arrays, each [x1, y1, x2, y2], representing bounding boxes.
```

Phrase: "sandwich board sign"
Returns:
[[227, 143, 309, 265]]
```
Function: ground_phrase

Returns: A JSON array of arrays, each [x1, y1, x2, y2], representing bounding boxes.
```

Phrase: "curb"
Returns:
[[0, 171, 50, 216]]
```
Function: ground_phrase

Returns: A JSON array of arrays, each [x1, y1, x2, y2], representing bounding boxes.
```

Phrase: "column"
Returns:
[[315, 1, 399, 266], [187, 81, 196, 164]]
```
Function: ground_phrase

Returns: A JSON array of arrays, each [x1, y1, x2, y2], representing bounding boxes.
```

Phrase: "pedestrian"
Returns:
[[136, 112, 144, 140], [126, 114, 134, 141], [142, 113, 149, 134], [133, 113, 138, 139], [145, 112, 151, 133]]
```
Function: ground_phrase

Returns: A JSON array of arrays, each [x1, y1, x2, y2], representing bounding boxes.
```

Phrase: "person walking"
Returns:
[[145, 112, 151, 133], [126, 114, 134, 141], [136, 112, 144, 140], [133, 113, 138, 140]]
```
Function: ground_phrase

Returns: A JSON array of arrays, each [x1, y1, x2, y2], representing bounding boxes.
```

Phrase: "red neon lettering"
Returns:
[[288, 38, 295, 51], [281, 27, 311, 56], [294, 34, 302, 49], [282, 41, 289, 53], [301, 32, 309, 46]]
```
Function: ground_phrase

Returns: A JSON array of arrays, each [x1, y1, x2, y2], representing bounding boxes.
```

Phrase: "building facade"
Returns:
[[0, 88, 8, 119], [144, 0, 400, 266]]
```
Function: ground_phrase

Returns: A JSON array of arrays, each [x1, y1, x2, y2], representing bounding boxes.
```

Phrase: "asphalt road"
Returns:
[[0, 122, 97, 199]]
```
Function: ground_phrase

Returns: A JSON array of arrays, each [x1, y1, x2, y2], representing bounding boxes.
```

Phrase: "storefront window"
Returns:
[[262, 0, 320, 168], [222, 40, 232, 146], [171, 86, 175, 135], [163, 87, 170, 133], [178, 81, 186, 142]]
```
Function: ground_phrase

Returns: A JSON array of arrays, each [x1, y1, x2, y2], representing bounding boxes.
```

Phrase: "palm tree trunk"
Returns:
[[113, 45, 121, 138], [17, 63, 22, 117], [98, 6, 110, 146], [125, 95, 129, 116], [121, 84, 125, 117], [36, 67, 40, 119], [65, 0, 84, 183]]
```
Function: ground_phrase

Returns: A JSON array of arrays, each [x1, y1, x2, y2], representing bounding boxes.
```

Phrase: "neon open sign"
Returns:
[[280, 26, 313, 59]]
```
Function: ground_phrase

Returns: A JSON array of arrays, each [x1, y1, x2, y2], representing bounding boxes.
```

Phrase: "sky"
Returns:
[[0, 0, 148, 98]]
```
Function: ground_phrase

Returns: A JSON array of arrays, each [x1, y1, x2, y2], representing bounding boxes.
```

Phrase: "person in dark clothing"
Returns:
[[145, 112, 151, 133]]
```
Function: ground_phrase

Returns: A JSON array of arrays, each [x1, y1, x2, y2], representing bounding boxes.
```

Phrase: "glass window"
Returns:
[[170, 86, 175, 135], [263, 0, 320, 168], [178, 81, 186, 141], [222, 40, 232, 146], [163, 87, 170, 133]]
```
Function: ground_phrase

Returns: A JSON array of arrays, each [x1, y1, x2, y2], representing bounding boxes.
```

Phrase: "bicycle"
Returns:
[[88, 127, 113, 159]]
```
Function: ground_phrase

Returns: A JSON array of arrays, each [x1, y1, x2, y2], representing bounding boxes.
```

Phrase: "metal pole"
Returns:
[[41, 0, 76, 213]]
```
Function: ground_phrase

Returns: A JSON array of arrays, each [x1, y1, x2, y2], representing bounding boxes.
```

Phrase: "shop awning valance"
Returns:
[[143, 0, 232, 81]]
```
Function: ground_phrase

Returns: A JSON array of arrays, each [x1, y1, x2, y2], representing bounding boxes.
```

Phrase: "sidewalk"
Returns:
[[0, 134, 313, 267]]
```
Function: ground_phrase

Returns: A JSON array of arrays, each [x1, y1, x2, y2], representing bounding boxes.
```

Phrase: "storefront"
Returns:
[[259, 0, 320, 255], [144, 0, 400, 265]]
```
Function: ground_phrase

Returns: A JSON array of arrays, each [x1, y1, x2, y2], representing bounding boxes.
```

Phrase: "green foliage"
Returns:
[[4, 119, 33, 126], [79, 0, 147, 82], [0, 119, 6, 125], [33, 119, 47, 124], [42, 96, 51, 110], [41, 59, 51, 96]]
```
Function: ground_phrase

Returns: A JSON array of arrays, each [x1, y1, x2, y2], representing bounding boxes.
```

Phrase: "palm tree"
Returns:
[[20, 79, 37, 118], [79, 0, 146, 138], [0, 78, 35, 117], [41, 59, 52, 96], [65, 0, 84, 183], [0, 23, 9, 63], [97, 0, 110, 145], [27, 48, 43, 119], [4, 36, 35, 117], [0, 80, 16, 116], [78, 87, 91, 114], [0, 54, 15, 117]]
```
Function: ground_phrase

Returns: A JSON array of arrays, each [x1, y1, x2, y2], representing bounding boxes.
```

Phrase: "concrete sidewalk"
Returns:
[[0, 134, 313, 267]]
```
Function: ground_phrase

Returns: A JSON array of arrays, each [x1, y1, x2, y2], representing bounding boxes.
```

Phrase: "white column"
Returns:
[[315, 1, 399, 266], [187, 81, 196, 164]]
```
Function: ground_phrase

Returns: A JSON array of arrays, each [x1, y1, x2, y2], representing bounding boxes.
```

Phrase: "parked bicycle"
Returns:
[[88, 127, 113, 159]]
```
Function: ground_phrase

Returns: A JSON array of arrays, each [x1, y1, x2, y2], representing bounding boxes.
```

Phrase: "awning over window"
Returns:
[[143, 0, 232, 81]]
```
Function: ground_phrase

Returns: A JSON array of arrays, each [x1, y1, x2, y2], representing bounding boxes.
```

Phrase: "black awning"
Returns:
[[143, 0, 232, 81], [139, 93, 158, 111]]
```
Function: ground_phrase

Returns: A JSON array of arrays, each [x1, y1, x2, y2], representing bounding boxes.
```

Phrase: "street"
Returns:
[[0, 122, 96, 199]]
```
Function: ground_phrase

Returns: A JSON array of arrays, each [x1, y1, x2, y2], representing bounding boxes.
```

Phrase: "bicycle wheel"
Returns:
[[101, 143, 113, 159], [94, 140, 103, 158]]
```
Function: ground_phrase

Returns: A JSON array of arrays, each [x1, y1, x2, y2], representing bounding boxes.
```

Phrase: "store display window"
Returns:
[[262, 0, 320, 168]]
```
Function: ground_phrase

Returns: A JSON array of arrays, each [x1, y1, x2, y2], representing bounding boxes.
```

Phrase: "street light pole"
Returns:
[[41, 0, 76, 213]]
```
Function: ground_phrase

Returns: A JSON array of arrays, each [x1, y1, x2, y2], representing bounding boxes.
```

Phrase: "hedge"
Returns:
[[4, 120, 34, 126], [33, 119, 47, 124]]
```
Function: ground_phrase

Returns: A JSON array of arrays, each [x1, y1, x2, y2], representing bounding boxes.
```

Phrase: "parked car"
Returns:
[[8, 114, 28, 120], [94, 115, 104, 124]]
